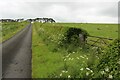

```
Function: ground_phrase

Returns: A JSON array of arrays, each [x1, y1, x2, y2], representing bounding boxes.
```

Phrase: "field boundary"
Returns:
[[86, 35, 114, 49]]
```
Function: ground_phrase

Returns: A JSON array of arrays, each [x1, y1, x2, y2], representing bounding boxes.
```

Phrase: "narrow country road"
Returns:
[[0, 23, 32, 78]]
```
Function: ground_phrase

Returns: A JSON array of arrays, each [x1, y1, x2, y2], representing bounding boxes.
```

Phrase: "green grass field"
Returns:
[[32, 22, 119, 78], [0, 21, 28, 43], [1, 22, 119, 78], [53, 23, 118, 39]]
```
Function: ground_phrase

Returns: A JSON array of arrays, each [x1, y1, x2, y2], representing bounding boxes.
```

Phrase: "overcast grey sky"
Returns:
[[0, 0, 119, 23]]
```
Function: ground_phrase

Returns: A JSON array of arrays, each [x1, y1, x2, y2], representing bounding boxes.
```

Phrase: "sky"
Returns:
[[0, 0, 120, 23]]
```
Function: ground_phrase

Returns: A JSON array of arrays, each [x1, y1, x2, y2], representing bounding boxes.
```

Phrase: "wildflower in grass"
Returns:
[[64, 59, 66, 61], [62, 34, 64, 37], [62, 70, 68, 73], [65, 71, 68, 73], [73, 52, 75, 53], [60, 73, 62, 76], [77, 57, 79, 60], [90, 70, 93, 73], [109, 74, 113, 79], [100, 71, 105, 75], [68, 53, 71, 56], [80, 56, 84, 58], [62, 70, 65, 73], [86, 72, 89, 76], [80, 68, 83, 71], [117, 60, 120, 64], [105, 67, 109, 72], [66, 56, 69, 58], [66, 55, 70, 58], [86, 58, 88, 60], [96, 56, 99, 58], [92, 47, 98, 50], [68, 75, 71, 78], [86, 68, 90, 70]]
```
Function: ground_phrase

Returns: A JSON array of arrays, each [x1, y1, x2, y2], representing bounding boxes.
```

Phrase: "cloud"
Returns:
[[0, 0, 119, 23], [99, 3, 118, 18]]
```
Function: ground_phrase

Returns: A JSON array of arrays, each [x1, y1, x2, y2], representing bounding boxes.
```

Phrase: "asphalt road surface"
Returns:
[[0, 23, 32, 78]]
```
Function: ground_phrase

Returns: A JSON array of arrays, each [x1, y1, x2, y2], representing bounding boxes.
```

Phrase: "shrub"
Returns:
[[59, 27, 89, 52], [93, 39, 120, 78]]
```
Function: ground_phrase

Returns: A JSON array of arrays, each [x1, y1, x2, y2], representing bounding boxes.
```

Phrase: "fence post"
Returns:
[[79, 33, 86, 47]]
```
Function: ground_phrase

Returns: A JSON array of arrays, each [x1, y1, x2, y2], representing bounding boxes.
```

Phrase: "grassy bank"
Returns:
[[57, 23, 118, 39], [1, 21, 29, 43], [32, 22, 119, 78]]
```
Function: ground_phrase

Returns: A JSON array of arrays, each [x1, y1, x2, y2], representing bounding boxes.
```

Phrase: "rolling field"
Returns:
[[0, 21, 28, 43], [55, 23, 118, 39], [32, 22, 119, 78]]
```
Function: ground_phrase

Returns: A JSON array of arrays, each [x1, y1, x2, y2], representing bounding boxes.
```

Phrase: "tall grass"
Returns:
[[1, 21, 28, 42], [32, 22, 118, 78]]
